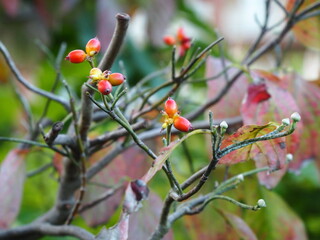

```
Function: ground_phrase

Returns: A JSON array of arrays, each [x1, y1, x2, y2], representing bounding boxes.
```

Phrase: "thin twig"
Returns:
[[0, 42, 70, 111]]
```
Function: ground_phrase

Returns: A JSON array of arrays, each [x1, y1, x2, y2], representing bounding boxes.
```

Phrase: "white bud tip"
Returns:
[[290, 112, 301, 122], [257, 199, 267, 208], [282, 118, 290, 126], [236, 174, 244, 182], [220, 121, 228, 129], [286, 153, 293, 162]]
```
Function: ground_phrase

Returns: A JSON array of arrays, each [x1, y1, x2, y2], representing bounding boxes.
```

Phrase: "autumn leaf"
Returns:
[[206, 57, 248, 119], [219, 123, 287, 189], [286, 0, 320, 50], [281, 73, 320, 171], [183, 206, 257, 240], [81, 146, 149, 227], [0, 149, 28, 228]]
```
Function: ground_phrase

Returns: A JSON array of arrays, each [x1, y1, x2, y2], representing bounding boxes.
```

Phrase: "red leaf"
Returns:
[[246, 84, 271, 104], [0, 149, 28, 228], [206, 57, 248, 119]]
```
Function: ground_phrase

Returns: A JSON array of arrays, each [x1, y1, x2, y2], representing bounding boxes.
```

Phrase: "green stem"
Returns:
[[165, 125, 183, 195]]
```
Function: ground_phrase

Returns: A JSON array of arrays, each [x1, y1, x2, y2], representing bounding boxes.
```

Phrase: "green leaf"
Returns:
[[247, 189, 308, 240]]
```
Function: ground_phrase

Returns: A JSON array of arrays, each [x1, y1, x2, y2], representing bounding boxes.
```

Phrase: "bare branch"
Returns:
[[78, 13, 130, 141], [0, 42, 70, 111], [0, 224, 94, 240]]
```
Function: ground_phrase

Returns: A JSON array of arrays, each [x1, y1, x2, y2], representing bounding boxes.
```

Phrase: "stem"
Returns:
[[164, 125, 183, 195]]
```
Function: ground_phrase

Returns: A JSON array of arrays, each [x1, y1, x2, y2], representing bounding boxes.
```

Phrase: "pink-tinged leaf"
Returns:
[[142, 129, 211, 183], [247, 189, 308, 240], [248, 70, 303, 161], [219, 123, 287, 189], [102, 179, 150, 240], [128, 192, 173, 240], [95, 214, 129, 240], [81, 146, 149, 227], [282, 74, 320, 171], [206, 57, 248, 119], [240, 70, 303, 186], [0, 149, 28, 229], [221, 211, 258, 240], [286, 0, 320, 50], [183, 206, 255, 240], [0, 0, 20, 17]]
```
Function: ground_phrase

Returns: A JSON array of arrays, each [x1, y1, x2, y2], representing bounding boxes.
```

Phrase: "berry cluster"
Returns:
[[65, 37, 126, 95], [162, 98, 192, 132], [65, 37, 101, 63], [163, 27, 192, 57], [89, 68, 126, 95]]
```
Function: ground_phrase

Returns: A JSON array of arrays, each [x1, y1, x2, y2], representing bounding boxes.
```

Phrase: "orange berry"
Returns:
[[65, 50, 87, 63], [108, 73, 126, 86], [86, 37, 101, 57], [163, 36, 176, 45], [177, 27, 187, 42], [164, 98, 178, 118], [97, 80, 112, 95], [173, 116, 192, 132]]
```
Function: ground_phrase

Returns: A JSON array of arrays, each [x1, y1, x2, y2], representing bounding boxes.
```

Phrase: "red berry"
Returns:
[[163, 36, 176, 45], [177, 27, 188, 42], [164, 98, 178, 118], [65, 50, 87, 63], [86, 37, 101, 57], [182, 41, 191, 50], [108, 73, 126, 86], [173, 116, 192, 132], [97, 80, 112, 95]]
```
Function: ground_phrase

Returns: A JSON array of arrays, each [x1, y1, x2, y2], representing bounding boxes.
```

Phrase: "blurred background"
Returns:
[[0, 0, 319, 239]]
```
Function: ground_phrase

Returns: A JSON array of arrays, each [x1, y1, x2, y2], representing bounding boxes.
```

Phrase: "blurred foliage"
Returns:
[[0, 0, 319, 239]]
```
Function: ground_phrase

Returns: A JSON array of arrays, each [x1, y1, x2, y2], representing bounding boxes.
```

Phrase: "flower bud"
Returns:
[[86, 37, 101, 57], [164, 98, 178, 118], [220, 121, 228, 129], [97, 80, 112, 95], [163, 36, 176, 45], [290, 112, 301, 122], [108, 73, 126, 86], [236, 174, 244, 182], [257, 199, 266, 208], [65, 50, 87, 63], [173, 116, 193, 132], [282, 118, 290, 126], [286, 153, 293, 162]]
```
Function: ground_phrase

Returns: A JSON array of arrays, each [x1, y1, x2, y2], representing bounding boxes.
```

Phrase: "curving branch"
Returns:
[[0, 224, 94, 240], [0, 42, 70, 111]]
